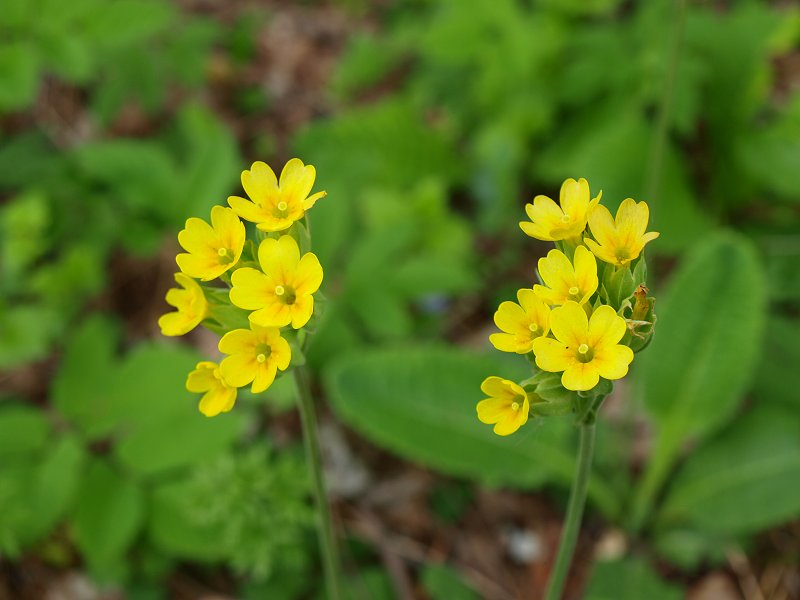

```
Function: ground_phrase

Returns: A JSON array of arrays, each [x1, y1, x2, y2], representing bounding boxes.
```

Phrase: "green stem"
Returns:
[[544, 421, 596, 600], [294, 367, 344, 600]]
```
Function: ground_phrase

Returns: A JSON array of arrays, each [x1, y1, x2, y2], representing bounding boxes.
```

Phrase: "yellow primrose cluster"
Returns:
[[158, 159, 326, 417], [478, 179, 658, 436]]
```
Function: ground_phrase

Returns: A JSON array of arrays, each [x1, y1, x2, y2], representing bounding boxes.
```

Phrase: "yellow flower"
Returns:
[[229, 235, 323, 329], [176, 206, 245, 281], [489, 289, 550, 354], [520, 178, 601, 241], [186, 361, 238, 417], [532, 301, 633, 391], [158, 273, 208, 336], [534, 246, 598, 306], [227, 159, 327, 232], [584, 198, 660, 266], [476, 377, 530, 436], [218, 324, 291, 394]]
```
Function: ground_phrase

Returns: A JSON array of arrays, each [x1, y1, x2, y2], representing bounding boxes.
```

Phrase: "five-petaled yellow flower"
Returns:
[[477, 377, 530, 436], [230, 235, 323, 329], [520, 178, 601, 242], [534, 246, 598, 307], [490, 289, 550, 354], [532, 302, 633, 391], [218, 324, 291, 394], [585, 198, 659, 266], [186, 361, 238, 417], [176, 206, 245, 281], [158, 273, 208, 336], [228, 159, 327, 232]]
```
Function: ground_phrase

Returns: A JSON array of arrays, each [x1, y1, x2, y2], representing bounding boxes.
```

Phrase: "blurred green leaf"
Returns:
[[658, 406, 800, 535], [583, 557, 683, 600], [421, 564, 480, 600], [632, 232, 767, 530], [0, 41, 39, 111], [325, 346, 619, 516], [0, 404, 49, 459], [73, 459, 144, 579], [754, 316, 800, 408]]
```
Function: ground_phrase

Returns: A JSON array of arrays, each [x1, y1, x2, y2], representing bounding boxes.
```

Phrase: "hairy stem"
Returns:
[[294, 366, 344, 600], [544, 421, 596, 600]]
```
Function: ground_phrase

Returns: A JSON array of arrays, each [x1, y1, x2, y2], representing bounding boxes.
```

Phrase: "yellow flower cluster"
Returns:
[[159, 159, 326, 417], [479, 178, 658, 436]]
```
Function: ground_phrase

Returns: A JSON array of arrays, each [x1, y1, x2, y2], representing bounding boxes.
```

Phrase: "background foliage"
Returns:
[[1, 0, 799, 598]]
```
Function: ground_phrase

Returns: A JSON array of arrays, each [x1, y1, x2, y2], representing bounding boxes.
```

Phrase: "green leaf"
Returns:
[[658, 406, 800, 535], [325, 346, 619, 516], [72, 459, 144, 580], [52, 315, 121, 439], [421, 564, 480, 600], [631, 232, 767, 530], [0, 41, 39, 111], [753, 316, 800, 408], [0, 404, 49, 459], [583, 557, 683, 600]]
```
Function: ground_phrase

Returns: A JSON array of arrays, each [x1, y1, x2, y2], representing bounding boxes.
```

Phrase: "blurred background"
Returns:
[[1, 0, 799, 598]]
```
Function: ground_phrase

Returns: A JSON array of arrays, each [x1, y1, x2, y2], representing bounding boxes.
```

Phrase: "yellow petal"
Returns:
[[537, 249, 574, 292], [573, 246, 598, 300], [593, 344, 634, 381], [255, 216, 294, 232], [199, 385, 237, 417], [493, 402, 529, 436], [588, 305, 626, 348], [587, 204, 616, 248], [293, 252, 323, 296], [158, 312, 194, 337], [532, 337, 573, 372], [228, 195, 271, 223], [549, 301, 588, 348], [584, 237, 618, 266], [258, 235, 300, 280], [219, 328, 256, 355], [520, 221, 554, 241], [279, 158, 316, 201], [303, 190, 327, 210], [272, 334, 292, 371], [220, 353, 256, 388], [186, 361, 218, 392], [230, 268, 272, 310], [211, 205, 246, 260], [249, 303, 292, 328], [242, 161, 278, 203], [476, 397, 509, 424], [290, 295, 314, 329], [178, 217, 215, 255], [533, 284, 562, 306], [559, 178, 589, 220], [494, 301, 528, 334], [562, 363, 600, 391], [489, 332, 524, 353], [480, 376, 515, 399], [616, 198, 649, 239], [251, 363, 278, 394], [176, 253, 221, 281]]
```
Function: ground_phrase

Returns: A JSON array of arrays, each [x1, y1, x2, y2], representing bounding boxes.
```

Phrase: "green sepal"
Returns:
[[601, 264, 636, 310], [287, 220, 312, 254], [530, 398, 573, 417]]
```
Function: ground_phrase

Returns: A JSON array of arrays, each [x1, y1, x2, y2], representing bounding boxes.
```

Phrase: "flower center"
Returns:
[[277, 201, 288, 211], [255, 344, 272, 363], [528, 323, 539, 333], [511, 401, 520, 411], [568, 286, 580, 298], [576, 343, 594, 363], [274, 284, 296, 305], [217, 247, 234, 265], [615, 247, 631, 263], [561, 214, 571, 223]]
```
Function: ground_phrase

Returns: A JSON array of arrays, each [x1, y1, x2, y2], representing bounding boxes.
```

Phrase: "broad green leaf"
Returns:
[[754, 316, 800, 408], [72, 459, 144, 579], [147, 478, 226, 562], [52, 315, 120, 439], [0, 41, 39, 111], [0, 304, 61, 370], [631, 232, 767, 530], [325, 347, 619, 517], [658, 406, 800, 535], [0, 404, 49, 458], [583, 557, 683, 600], [83, 0, 175, 47]]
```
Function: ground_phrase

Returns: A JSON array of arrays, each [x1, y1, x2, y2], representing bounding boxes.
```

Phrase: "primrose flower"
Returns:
[[477, 377, 530, 436], [228, 159, 326, 232], [158, 273, 208, 336], [176, 206, 245, 281], [490, 289, 550, 354], [532, 302, 633, 391], [218, 324, 291, 394], [230, 235, 323, 329], [186, 361, 237, 417], [520, 178, 601, 242], [534, 246, 598, 307], [585, 198, 659, 266]]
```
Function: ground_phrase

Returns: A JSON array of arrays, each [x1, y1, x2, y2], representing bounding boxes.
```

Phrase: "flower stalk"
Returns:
[[294, 366, 344, 600]]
